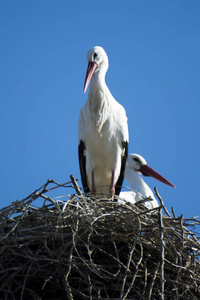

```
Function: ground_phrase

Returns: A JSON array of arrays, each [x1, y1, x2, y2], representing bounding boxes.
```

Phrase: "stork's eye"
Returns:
[[93, 52, 98, 59], [133, 157, 140, 163]]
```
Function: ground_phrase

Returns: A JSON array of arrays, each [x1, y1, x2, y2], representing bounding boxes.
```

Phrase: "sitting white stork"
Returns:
[[119, 154, 175, 209], [78, 46, 129, 197]]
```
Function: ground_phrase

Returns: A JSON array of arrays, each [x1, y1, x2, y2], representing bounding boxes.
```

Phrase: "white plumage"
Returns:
[[119, 154, 175, 209], [78, 46, 129, 197]]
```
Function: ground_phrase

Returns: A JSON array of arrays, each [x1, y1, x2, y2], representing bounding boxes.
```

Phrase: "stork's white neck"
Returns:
[[89, 68, 106, 96], [87, 68, 110, 131], [125, 167, 155, 199]]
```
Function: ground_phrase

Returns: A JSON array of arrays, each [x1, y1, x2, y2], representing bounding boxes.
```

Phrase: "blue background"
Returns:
[[1, 1, 200, 223]]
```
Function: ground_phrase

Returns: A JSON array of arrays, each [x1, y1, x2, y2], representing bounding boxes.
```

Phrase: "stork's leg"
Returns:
[[110, 171, 115, 200], [91, 170, 96, 195]]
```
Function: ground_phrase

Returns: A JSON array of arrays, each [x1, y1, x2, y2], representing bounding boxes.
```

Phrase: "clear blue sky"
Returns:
[[1, 1, 200, 221]]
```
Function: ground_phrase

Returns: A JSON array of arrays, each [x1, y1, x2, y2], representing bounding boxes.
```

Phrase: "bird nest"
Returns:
[[0, 176, 200, 300]]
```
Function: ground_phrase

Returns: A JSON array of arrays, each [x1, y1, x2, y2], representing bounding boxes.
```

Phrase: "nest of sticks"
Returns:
[[0, 176, 200, 300]]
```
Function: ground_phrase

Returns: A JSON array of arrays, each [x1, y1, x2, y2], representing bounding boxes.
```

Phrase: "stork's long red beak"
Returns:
[[83, 62, 98, 93], [140, 164, 175, 188]]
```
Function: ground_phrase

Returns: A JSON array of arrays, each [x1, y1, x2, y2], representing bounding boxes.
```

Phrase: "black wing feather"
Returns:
[[115, 141, 128, 196], [78, 140, 90, 193]]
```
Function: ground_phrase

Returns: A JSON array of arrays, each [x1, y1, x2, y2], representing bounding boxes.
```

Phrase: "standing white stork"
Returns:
[[120, 154, 175, 209], [78, 46, 129, 197]]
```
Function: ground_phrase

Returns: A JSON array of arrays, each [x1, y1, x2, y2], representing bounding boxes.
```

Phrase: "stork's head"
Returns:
[[126, 154, 147, 173], [84, 46, 109, 93], [126, 154, 175, 187]]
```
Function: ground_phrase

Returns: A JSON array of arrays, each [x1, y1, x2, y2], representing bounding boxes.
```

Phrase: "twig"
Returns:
[[154, 187, 171, 217], [20, 261, 33, 300], [148, 262, 160, 300], [171, 206, 176, 218], [159, 206, 165, 300], [64, 245, 74, 300], [122, 243, 143, 300], [70, 175, 82, 196], [120, 217, 141, 299]]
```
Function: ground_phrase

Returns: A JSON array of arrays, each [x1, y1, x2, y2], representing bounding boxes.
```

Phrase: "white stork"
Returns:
[[119, 154, 175, 209], [78, 46, 129, 197]]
